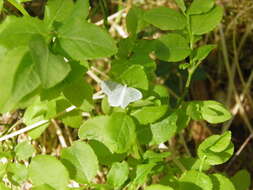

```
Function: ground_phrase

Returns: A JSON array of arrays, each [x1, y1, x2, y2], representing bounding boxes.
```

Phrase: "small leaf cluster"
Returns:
[[0, 0, 251, 190]]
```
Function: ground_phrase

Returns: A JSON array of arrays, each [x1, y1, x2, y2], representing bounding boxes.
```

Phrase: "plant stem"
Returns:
[[99, 0, 109, 29]]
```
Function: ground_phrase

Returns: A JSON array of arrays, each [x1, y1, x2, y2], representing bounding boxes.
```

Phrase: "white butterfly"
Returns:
[[101, 80, 143, 108]]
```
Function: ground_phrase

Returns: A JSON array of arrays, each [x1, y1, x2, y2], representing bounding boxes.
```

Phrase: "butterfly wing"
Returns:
[[120, 87, 143, 108], [101, 80, 122, 95]]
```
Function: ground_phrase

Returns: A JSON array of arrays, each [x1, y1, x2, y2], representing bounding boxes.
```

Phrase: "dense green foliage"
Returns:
[[0, 0, 251, 189]]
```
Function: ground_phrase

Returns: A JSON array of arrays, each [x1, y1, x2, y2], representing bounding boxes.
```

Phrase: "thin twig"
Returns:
[[87, 70, 102, 83], [52, 119, 67, 148]]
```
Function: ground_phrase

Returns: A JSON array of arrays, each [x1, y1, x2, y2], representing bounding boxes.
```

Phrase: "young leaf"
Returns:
[[0, 16, 48, 49], [187, 0, 214, 15], [29, 155, 69, 190], [144, 7, 186, 30], [210, 173, 236, 190], [61, 141, 98, 184], [209, 131, 231, 152], [58, 18, 117, 60], [126, 7, 146, 35], [29, 34, 71, 89], [231, 170, 251, 190], [155, 33, 190, 62], [145, 184, 174, 190], [119, 65, 149, 90], [179, 170, 212, 190], [107, 161, 129, 189], [197, 133, 234, 165], [131, 105, 168, 125], [14, 141, 35, 160], [44, 0, 74, 28], [191, 6, 223, 35], [150, 112, 178, 145]]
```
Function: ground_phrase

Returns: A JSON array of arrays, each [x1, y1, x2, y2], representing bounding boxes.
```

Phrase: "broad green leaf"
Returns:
[[29, 155, 69, 190], [119, 65, 149, 90], [197, 133, 234, 165], [174, 0, 186, 12], [155, 33, 190, 62], [89, 140, 126, 166], [14, 141, 35, 160], [7, 163, 28, 185], [32, 184, 55, 190], [44, 0, 74, 28], [0, 16, 48, 49], [145, 184, 174, 190], [60, 110, 83, 128], [78, 116, 114, 151], [106, 112, 136, 153], [210, 173, 235, 190], [69, 0, 90, 20], [144, 7, 186, 30], [0, 47, 29, 113], [187, 0, 214, 15], [58, 18, 117, 60], [192, 45, 216, 63], [201, 101, 232, 124], [107, 161, 129, 189], [61, 141, 98, 184], [63, 77, 93, 111], [12, 53, 41, 103], [150, 112, 178, 144], [191, 6, 223, 35], [126, 7, 147, 35], [231, 170, 251, 190], [29, 34, 71, 89], [209, 131, 231, 152], [131, 105, 168, 125], [0, 182, 11, 190], [179, 170, 212, 190]]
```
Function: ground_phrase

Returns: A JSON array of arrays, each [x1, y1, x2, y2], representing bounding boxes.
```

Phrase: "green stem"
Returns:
[[7, 0, 29, 16], [99, 0, 109, 29]]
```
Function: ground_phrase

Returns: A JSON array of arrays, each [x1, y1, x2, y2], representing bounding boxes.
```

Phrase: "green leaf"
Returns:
[[145, 184, 174, 190], [144, 7, 186, 30], [0, 0, 3, 12], [58, 18, 117, 60], [155, 33, 190, 62], [0, 16, 48, 49], [174, 0, 186, 12], [150, 112, 178, 144], [63, 77, 93, 111], [197, 133, 234, 165], [60, 110, 83, 128], [192, 45, 216, 63], [119, 65, 149, 90], [178, 157, 211, 171], [32, 184, 55, 190], [61, 141, 98, 184], [29, 34, 71, 89], [107, 161, 129, 189], [209, 131, 231, 152], [131, 105, 168, 125], [132, 163, 155, 187], [29, 155, 69, 190], [187, 0, 214, 15], [44, 0, 74, 28], [231, 170, 251, 190], [191, 6, 223, 35], [202, 101, 231, 124], [69, 0, 90, 20], [0, 47, 29, 113], [126, 7, 147, 35], [106, 112, 136, 153], [143, 150, 171, 163], [210, 173, 235, 190], [7, 163, 28, 185], [179, 170, 212, 190], [14, 141, 35, 160]]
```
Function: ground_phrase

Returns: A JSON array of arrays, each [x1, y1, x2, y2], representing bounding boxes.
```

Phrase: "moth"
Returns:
[[101, 80, 143, 108]]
